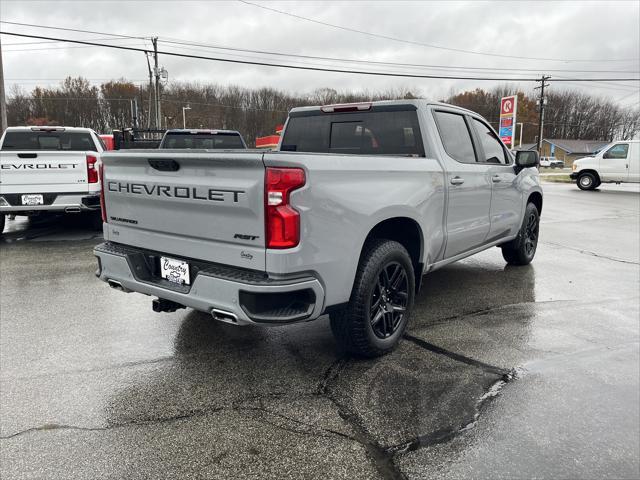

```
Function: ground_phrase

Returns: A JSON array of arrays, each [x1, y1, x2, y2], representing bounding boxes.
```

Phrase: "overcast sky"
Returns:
[[1, 0, 639, 107]]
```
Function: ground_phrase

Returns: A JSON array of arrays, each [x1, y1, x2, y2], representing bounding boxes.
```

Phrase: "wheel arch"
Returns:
[[361, 216, 424, 292], [527, 191, 543, 216]]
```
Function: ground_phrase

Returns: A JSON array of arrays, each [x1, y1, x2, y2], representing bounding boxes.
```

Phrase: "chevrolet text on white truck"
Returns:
[[94, 100, 543, 357], [0, 126, 105, 233]]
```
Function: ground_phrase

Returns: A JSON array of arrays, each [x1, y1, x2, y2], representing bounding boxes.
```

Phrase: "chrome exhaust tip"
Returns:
[[107, 279, 124, 291], [211, 308, 238, 324]]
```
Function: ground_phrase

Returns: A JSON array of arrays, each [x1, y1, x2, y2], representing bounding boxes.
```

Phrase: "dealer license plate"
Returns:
[[21, 194, 44, 206], [160, 256, 190, 285]]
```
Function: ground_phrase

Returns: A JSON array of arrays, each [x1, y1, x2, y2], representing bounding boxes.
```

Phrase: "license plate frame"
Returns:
[[21, 194, 44, 206], [159, 256, 191, 285]]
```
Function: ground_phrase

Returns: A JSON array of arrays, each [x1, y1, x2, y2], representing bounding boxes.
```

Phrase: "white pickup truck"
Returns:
[[0, 126, 105, 234]]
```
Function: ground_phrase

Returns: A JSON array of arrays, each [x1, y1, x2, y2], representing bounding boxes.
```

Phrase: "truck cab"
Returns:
[[571, 140, 640, 190]]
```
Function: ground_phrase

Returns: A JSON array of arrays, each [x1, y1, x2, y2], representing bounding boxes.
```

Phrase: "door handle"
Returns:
[[450, 176, 465, 185], [492, 175, 502, 183]]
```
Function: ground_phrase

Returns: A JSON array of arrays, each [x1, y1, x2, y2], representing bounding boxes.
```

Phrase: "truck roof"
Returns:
[[288, 99, 478, 116], [4, 126, 96, 133], [164, 129, 242, 135]]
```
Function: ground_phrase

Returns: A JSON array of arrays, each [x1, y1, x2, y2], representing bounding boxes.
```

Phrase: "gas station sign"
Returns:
[[499, 95, 517, 147]]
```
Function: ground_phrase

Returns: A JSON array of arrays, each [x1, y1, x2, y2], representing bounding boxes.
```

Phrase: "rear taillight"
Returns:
[[265, 167, 305, 249], [99, 163, 107, 223], [87, 155, 98, 183]]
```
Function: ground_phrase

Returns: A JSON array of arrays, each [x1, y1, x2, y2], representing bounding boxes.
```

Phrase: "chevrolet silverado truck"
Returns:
[[0, 126, 105, 233], [94, 100, 542, 357]]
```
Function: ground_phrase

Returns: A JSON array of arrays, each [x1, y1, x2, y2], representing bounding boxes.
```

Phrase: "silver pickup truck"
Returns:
[[94, 100, 542, 357]]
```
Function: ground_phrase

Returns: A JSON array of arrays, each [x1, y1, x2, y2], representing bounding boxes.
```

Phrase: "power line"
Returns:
[[3, 31, 640, 84], [3, 37, 138, 46], [0, 20, 147, 40], [3, 43, 147, 53], [159, 37, 640, 75], [238, 0, 640, 64], [3, 18, 637, 74]]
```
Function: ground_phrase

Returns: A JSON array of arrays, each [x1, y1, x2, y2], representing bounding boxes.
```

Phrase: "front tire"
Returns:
[[0, 214, 5, 236], [501, 203, 540, 266], [577, 172, 597, 190], [330, 239, 415, 358]]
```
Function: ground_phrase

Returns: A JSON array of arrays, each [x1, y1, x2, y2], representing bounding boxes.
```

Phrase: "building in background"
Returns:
[[540, 139, 609, 166]]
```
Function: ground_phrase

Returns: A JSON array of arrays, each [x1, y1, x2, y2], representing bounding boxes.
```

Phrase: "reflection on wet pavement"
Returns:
[[1, 184, 638, 479]]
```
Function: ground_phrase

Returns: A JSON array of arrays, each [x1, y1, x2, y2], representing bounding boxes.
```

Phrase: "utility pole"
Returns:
[[535, 75, 551, 153], [152, 37, 161, 130], [0, 37, 8, 133]]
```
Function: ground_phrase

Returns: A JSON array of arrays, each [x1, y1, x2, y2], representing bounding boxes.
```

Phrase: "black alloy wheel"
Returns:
[[369, 261, 409, 339], [523, 210, 539, 258]]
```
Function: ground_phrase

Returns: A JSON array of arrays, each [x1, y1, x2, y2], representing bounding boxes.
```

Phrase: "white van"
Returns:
[[571, 140, 640, 190]]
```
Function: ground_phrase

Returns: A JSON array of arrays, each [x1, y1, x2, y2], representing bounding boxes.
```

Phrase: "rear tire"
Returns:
[[0, 214, 5, 236], [330, 239, 415, 358], [577, 172, 597, 190], [501, 203, 539, 266]]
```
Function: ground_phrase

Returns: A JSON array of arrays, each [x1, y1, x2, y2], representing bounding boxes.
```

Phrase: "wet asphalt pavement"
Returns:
[[1, 182, 639, 479]]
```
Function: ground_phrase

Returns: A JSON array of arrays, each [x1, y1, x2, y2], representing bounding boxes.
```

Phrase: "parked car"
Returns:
[[570, 140, 640, 190], [94, 100, 542, 357], [539, 156, 564, 168], [0, 126, 104, 234], [159, 129, 247, 149]]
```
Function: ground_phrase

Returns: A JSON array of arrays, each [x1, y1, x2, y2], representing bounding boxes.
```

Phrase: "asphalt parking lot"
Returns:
[[1, 182, 639, 480]]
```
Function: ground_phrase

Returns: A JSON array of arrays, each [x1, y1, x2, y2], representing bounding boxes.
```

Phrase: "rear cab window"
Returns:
[[281, 106, 425, 156], [1, 130, 98, 151], [160, 132, 246, 149]]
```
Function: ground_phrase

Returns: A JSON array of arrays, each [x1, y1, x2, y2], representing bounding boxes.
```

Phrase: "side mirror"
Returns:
[[515, 150, 539, 169]]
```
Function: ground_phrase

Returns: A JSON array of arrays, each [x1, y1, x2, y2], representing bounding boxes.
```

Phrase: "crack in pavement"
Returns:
[[2, 338, 523, 480], [403, 334, 511, 377], [0, 406, 225, 440], [385, 369, 519, 455], [541, 241, 640, 265]]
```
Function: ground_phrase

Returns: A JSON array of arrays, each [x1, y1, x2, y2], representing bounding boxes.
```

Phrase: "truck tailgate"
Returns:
[[101, 150, 267, 270], [0, 151, 90, 194]]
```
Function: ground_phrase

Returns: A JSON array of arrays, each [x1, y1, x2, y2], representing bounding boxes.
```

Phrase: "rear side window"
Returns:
[[1, 131, 97, 151], [161, 133, 245, 149], [433, 111, 476, 164], [471, 118, 508, 164], [281, 110, 424, 156]]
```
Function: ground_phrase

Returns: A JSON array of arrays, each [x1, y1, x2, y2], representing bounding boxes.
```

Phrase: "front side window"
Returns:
[[472, 118, 507, 164], [433, 111, 476, 164], [603, 143, 629, 159]]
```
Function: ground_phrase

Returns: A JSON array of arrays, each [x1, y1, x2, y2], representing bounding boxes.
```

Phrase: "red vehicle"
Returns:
[[99, 134, 115, 151]]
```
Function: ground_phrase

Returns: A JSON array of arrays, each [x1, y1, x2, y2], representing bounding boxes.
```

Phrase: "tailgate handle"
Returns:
[[148, 159, 180, 171], [18, 153, 38, 159]]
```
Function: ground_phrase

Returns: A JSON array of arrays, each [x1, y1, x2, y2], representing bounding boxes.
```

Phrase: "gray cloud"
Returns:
[[2, 0, 638, 106]]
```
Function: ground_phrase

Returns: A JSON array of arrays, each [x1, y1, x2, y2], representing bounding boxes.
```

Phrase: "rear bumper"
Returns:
[[0, 193, 100, 213], [93, 242, 326, 325]]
